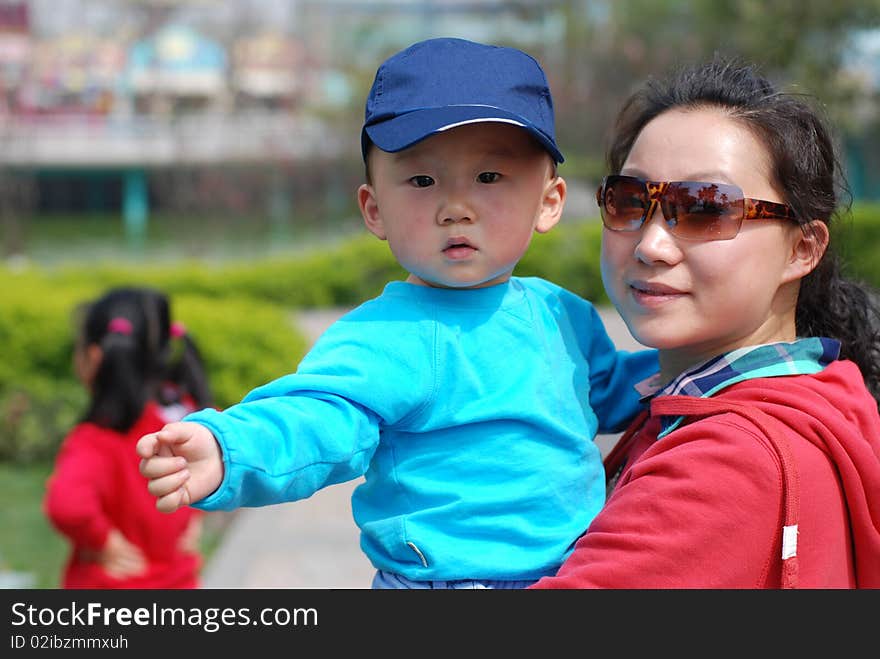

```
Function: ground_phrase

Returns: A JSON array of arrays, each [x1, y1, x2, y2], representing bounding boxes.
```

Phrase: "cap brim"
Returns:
[[364, 105, 564, 163]]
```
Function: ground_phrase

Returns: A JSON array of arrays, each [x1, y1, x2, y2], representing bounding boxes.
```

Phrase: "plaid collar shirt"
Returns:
[[633, 337, 841, 439]]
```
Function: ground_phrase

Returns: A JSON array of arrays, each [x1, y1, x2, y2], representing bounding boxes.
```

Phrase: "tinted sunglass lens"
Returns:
[[666, 182, 744, 240], [603, 178, 647, 231]]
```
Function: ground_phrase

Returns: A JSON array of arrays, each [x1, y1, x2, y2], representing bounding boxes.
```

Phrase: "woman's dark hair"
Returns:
[[77, 287, 212, 431], [606, 55, 880, 405]]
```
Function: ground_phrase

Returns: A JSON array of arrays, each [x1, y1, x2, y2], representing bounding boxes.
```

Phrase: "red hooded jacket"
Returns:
[[531, 360, 880, 588]]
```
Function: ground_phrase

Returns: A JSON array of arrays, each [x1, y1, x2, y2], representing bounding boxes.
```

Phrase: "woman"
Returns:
[[532, 57, 880, 588]]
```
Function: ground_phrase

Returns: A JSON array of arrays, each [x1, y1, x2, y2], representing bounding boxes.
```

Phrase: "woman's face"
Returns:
[[601, 107, 809, 380]]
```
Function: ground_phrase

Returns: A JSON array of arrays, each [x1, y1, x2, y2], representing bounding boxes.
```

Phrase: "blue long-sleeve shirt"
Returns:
[[187, 276, 658, 581]]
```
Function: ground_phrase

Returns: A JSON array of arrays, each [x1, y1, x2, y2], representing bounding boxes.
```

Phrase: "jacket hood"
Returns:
[[652, 359, 880, 588]]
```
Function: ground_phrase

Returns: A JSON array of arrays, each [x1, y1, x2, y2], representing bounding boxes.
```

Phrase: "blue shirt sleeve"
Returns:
[[187, 303, 437, 511]]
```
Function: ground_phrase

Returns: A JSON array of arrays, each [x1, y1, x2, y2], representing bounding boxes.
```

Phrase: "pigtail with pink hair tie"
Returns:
[[107, 317, 133, 336]]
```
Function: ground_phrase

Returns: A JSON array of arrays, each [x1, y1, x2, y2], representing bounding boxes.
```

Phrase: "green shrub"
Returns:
[[515, 220, 608, 304], [0, 383, 85, 464], [0, 279, 91, 462], [213, 234, 407, 306], [34, 233, 406, 308], [170, 294, 309, 408], [838, 202, 880, 286]]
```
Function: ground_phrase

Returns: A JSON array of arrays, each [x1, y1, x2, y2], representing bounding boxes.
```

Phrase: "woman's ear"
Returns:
[[358, 184, 386, 240], [535, 174, 567, 234], [783, 220, 830, 283]]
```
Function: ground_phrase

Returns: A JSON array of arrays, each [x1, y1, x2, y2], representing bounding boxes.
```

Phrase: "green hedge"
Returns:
[[838, 203, 880, 286], [3, 204, 878, 463], [516, 220, 608, 304], [34, 233, 408, 309]]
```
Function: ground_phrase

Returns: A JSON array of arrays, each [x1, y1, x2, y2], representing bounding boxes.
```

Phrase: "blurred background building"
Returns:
[[0, 0, 878, 257]]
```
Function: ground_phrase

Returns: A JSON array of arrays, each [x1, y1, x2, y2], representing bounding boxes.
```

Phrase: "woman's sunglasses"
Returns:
[[596, 175, 797, 241]]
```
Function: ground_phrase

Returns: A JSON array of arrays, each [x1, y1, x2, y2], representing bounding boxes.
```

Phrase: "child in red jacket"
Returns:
[[44, 286, 213, 588]]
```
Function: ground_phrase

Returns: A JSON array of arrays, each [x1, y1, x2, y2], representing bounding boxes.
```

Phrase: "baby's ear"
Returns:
[[535, 174, 566, 234], [358, 184, 386, 240]]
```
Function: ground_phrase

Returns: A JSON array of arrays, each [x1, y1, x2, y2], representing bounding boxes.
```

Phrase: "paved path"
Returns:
[[200, 306, 645, 589]]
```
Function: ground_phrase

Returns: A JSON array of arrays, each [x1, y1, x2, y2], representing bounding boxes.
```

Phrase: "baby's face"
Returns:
[[358, 122, 564, 289]]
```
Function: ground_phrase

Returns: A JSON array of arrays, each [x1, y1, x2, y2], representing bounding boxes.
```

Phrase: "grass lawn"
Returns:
[[0, 461, 66, 588], [0, 461, 231, 589]]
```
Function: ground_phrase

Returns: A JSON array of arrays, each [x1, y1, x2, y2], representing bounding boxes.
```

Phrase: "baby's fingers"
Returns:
[[156, 486, 192, 514], [139, 455, 187, 480], [135, 432, 160, 459], [135, 424, 193, 459], [145, 467, 191, 500]]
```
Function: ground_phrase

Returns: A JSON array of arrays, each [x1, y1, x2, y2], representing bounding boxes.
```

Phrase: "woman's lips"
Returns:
[[629, 280, 686, 305]]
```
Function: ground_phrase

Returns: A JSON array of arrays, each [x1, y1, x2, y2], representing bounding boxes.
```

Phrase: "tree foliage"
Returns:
[[538, 0, 880, 169]]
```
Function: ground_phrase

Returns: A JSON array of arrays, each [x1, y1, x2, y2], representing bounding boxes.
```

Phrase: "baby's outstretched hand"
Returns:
[[136, 422, 223, 513]]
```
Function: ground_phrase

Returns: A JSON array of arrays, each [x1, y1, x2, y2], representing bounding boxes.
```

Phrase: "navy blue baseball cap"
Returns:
[[361, 37, 564, 164]]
